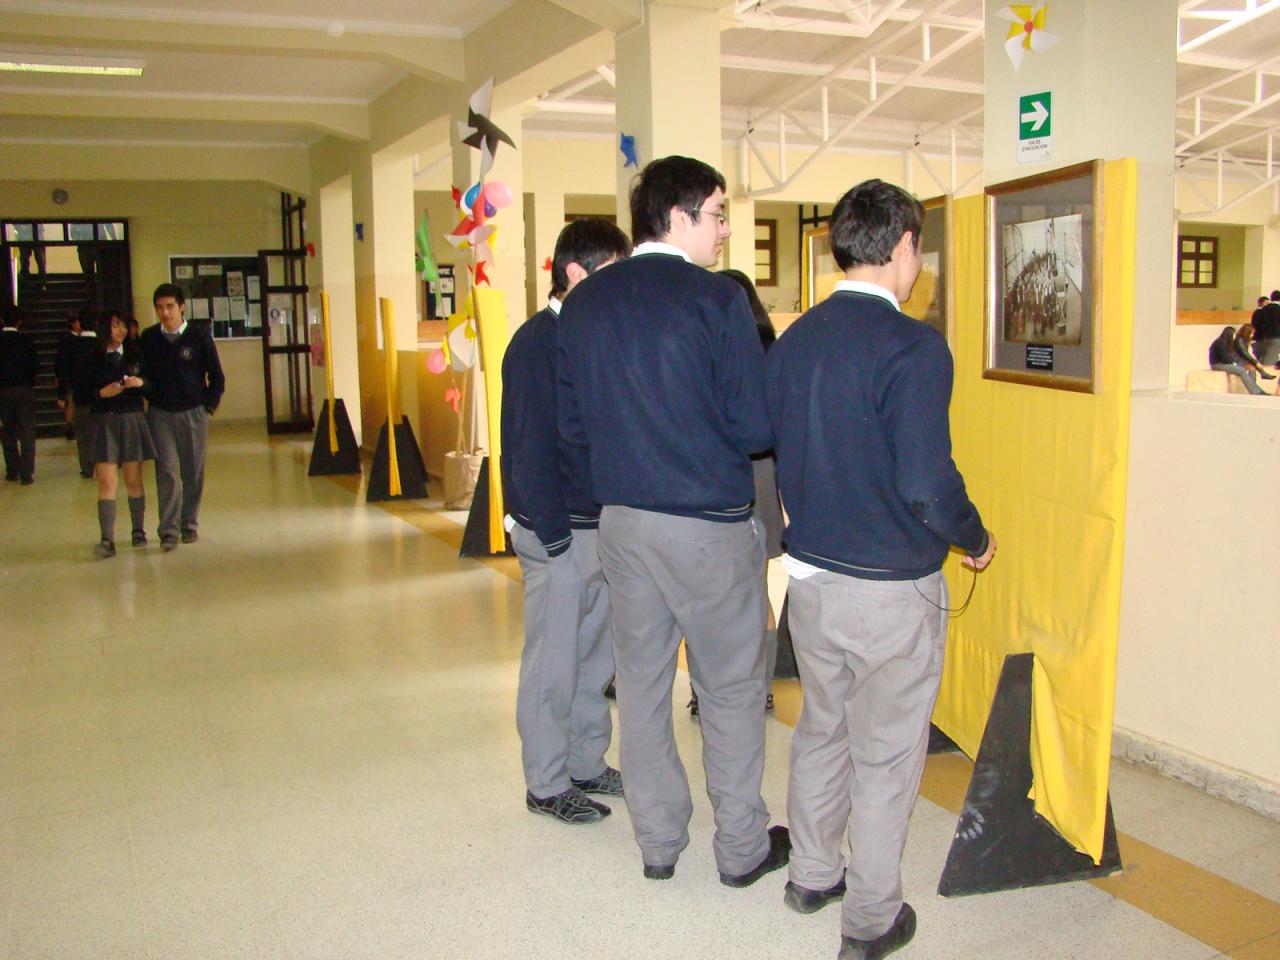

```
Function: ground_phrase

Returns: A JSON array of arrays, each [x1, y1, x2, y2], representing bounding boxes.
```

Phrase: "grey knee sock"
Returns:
[[128, 495, 145, 534], [97, 499, 117, 542]]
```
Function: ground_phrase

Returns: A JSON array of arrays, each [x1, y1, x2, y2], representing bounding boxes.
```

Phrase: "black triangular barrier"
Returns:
[[459, 457, 512, 557], [937, 652, 1122, 897], [366, 417, 428, 502], [928, 724, 962, 755], [773, 592, 800, 680], [308, 399, 362, 476]]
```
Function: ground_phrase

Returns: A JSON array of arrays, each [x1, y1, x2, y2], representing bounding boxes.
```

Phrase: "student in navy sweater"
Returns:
[[501, 217, 631, 825], [766, 180, 996, 960], [558, 156, 787, 886], [0, 305, 39, 485], [140, 284, 225, 551]]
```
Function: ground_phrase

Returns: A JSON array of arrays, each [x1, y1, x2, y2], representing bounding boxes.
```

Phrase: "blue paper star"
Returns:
[[620, 133, 638, 168]]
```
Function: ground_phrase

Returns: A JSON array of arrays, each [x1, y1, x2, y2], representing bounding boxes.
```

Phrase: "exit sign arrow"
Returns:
[[1021, 99, 1049, 132]]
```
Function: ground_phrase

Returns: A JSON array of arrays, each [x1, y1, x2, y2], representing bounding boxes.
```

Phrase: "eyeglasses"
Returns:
[[688, 206, 727, 226]]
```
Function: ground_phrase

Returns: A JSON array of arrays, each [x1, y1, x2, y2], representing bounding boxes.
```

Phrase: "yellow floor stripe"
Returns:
[[290, 439, 1280, 959]]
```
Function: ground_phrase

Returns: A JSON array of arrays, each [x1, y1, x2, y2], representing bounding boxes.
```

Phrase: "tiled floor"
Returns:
[[1, 425, 1277, 960]]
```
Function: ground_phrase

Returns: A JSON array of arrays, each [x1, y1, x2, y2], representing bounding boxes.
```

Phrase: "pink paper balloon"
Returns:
[[483, 180, 513, 209], [426, 348, 447, 374]]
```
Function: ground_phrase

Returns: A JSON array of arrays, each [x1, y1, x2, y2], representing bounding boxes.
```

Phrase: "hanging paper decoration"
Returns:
[[425, 347, 447, 375], [445, 312, 478, 372], [997, 3, 1059, 72], [415, 211, 440, 283], [456, 76, 516, 179], [619, 132, 638, 168], [444, 385, 462, 414], [542, 256, 552, 272]]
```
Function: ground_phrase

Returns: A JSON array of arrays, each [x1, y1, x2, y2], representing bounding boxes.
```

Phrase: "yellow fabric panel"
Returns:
[[472, 288, 511, 553], [933, 159, 1136, 864]]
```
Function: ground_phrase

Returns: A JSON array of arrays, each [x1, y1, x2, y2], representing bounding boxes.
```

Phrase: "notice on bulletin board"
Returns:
[[169, 254, 263, 340]]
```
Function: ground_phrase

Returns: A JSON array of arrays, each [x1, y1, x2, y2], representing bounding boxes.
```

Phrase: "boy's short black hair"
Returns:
[[1271, 289, 1280, 301], [153, 282, 186, 306], [551, 218, 632, 298], [629, 156, 727, 245], [829, 179, 924, 271]]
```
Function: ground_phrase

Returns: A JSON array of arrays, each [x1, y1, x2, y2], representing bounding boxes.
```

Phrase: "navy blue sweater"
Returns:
[[0, 328, 38, 388], [557, 252, 773, 522], [139, 323, 225, 412], [765, 290, 987, 580], [501, 306, 599, 557], [88, 347, 147, 414]]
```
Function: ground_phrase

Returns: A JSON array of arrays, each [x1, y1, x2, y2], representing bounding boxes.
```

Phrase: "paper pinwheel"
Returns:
[[620, 132, 638, 168], [457, 77, 516, 178], [442, 312, 478, 372], [997, 3, 1059, 72], [415, 211, 439, 283]]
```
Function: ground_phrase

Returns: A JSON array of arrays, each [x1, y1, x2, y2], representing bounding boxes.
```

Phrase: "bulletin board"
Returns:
[[168, 254, 263, 340]]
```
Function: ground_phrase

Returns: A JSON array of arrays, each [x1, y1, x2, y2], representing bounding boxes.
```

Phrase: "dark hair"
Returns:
[[829, 179, 924, 271], [629, 155, 727, 245], [1259, 297, 1269, 307], [1271, 290, 1280, 301], [78, 304, 96, 328], [551, 218, 632, 298], [94, 310, 126, 353], [719, 269, 776, 351], [153, 282, 185, 306], [1238, 323, 1255, 340], [3, 305, 23, 328]]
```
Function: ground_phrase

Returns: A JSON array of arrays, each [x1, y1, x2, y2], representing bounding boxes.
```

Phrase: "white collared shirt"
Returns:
[[780, 279, 900, 582], [163, 321, 188, 337], [548, 296, 563, 316], [631, 241, 693, 264]]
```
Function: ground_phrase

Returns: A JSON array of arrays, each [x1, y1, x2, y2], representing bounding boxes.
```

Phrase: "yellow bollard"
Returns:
[[320, 290, 338, 454], [378, 297, 401, 497]]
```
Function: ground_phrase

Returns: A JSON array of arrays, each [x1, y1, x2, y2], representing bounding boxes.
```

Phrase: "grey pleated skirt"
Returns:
[[91, 410, 157, 464], [752, 455, 784, 560]]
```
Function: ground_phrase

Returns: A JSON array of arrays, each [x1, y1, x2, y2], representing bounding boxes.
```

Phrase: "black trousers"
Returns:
[[0, 386, 36, 480]]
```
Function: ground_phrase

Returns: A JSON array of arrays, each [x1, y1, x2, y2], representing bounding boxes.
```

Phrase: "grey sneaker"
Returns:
[[92, 539, 116, 559], [160, 535, 179, 553], [181, 528, 198, 544], [571, 766, 623, 796], [526, 786, 611, 824]]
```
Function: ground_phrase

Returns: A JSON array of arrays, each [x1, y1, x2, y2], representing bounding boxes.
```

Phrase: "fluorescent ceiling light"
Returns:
[[0, 53, 145, 77]]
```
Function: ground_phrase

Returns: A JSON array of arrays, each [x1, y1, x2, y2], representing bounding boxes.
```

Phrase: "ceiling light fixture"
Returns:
[[0, 53, 145, 77]]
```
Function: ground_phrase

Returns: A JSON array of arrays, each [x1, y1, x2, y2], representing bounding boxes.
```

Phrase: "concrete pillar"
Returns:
[[725, 194, 756, 279], [317, 175, 363, 445], [614, 2, 723, 236], [530, 188, 566, 314], [370, 149, 422, 442], [984, 0, 1176, 390]]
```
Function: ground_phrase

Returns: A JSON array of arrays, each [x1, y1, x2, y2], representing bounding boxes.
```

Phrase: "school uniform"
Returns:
[[557, 243, 775, 876], [139, 321, 225, 541], [87, 346, 156, 464], [0, 326, 39, 483], [765, 281, 987, 941], [500, 298, 614, 801]]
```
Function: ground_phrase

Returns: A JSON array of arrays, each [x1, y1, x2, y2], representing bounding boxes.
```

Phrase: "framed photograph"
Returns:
[[985, 160, 1102, 392], [902, 195, 951, 344]]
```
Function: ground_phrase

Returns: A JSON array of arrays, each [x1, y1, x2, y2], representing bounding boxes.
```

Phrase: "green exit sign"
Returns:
[[1017, 91, 1052, 163]]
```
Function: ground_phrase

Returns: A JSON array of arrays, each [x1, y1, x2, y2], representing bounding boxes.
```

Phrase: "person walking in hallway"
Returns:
[[502, 217, 632, 825], [765, 180, 996, 960], [140, 283, 225, 551], [558, 155, 787, 885], [85, 311, 156, 558], [0, 305, 39, 485]]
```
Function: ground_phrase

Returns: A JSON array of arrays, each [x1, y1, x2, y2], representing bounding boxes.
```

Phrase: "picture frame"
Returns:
[[902, 194, 952, 345], [984, 160, 1102, 392]]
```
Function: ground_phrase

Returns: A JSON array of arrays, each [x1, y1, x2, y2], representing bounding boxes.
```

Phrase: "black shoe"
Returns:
[[604, 680, 616, 700], [80, 469, 94, 479], [766, 693, 775, 713], [19, 477, 33, 486], [132, 530, 147, 547], [181, 528, 198, 544], [719, 825, 790, 888], [93, 539, 116, 559], [4, 473, 17, 482], [572, 766, 623, 796], [784, 878, 846, 914], [688, 693, 699, 719], [160, 535, 179, 553], [839, 903, 917, 960], [643, 862, 676, 881], [65, 427, 75, 440], [526, 787, 610, 824]]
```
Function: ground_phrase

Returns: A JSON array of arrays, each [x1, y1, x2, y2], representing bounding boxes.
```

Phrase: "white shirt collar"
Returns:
[[80, 330, 97, 338], [632, 240, 693, 264], [833, 279, 899, 311], [107, 344, 123, 354], [163, 321, 188, 336], [548, 296, 562, 316]]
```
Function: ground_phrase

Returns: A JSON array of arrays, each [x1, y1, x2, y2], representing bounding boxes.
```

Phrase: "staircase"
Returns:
[[17, 274, 95, 439]]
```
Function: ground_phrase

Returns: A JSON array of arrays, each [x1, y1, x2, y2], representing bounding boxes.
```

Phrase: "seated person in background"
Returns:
[[1209, 324, 1275, 395], [1252, 291, 1280, 365]]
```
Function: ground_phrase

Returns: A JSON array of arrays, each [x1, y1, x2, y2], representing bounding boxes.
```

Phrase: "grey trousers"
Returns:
[[72, 404, 95, 475], [786, 569, 947, 940], [511, 525, 615, 799], [598, 505, 770, 875], [148, 407, 209, 537]]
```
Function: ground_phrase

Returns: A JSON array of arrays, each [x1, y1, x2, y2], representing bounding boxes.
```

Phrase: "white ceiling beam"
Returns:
[[721, 53, 982, 95], [1179, 86, 1280, 151], [731, 7, 979, 38], [1178, 0, 1280, 54]]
